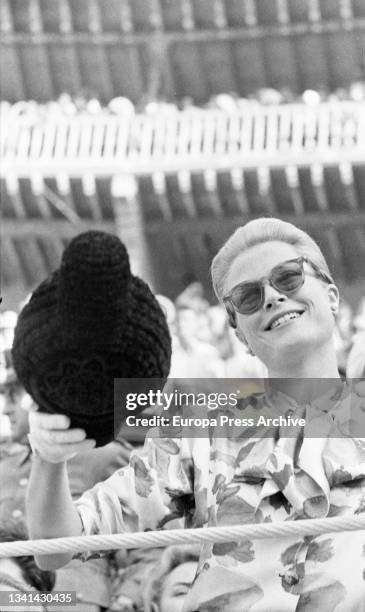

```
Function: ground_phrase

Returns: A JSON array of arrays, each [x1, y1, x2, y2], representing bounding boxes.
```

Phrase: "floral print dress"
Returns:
[[75, 383, 365, 611]]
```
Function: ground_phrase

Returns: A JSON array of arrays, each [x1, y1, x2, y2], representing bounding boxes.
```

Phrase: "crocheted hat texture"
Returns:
[[12, 231, 171, 446]]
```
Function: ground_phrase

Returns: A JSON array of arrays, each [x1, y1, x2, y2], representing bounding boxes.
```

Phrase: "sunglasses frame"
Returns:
[[223, 256, 334, 328]]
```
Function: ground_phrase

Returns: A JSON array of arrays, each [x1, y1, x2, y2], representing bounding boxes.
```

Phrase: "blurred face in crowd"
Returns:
[[0, 556, 53, 612], [0, 558, 40, 612], [0, 557, 25, 586], [223, 241, 339, 373], [2, 386, 32, 442], [0, 524, 55, 612], [156, 561, 197, 612], [175, 308, 199, 345]]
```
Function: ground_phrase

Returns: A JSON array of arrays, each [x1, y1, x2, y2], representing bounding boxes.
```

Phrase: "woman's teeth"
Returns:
[[269, 312, 302, 330]]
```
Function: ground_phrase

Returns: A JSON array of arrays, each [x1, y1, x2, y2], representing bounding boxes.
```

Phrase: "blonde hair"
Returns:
[[211, 217, 333, 301]]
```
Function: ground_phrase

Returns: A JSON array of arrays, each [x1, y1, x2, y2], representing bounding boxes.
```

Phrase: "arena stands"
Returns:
[[1, 0, 365, 304], [1, 0, 365, 102]]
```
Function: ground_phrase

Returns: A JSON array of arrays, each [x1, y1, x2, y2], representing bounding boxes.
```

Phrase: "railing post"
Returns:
[[111, 174, 158, 289]]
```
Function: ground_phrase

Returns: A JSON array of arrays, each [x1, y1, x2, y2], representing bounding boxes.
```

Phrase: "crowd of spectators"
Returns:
[[1, 80, 365, 124], [0, 283, 364, 611]]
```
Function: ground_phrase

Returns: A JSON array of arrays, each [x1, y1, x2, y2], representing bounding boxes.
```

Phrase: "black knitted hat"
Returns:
[[12, 231, 171, 446]]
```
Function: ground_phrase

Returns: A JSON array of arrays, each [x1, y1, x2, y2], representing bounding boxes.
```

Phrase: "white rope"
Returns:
[[1, 515, 365, 558]]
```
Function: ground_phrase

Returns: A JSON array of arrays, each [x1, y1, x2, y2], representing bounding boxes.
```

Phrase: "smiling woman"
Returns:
[[25, 219, 365, 612]]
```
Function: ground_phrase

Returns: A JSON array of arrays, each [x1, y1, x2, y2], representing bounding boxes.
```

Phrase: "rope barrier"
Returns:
[[1, 515, 365, 558]]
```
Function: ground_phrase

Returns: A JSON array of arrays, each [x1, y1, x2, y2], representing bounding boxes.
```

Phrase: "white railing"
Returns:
[[1, 102, 364, 177]]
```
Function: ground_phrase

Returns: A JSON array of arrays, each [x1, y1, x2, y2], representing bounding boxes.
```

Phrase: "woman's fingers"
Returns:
[[28, 411, 95, 462], [29, 411, 71, 431], [34, 427, 87, 445], [38, 439, 97, 456]]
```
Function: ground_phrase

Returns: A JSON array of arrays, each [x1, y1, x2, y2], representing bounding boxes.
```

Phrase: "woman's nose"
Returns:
[[263, 284, 287, 310]]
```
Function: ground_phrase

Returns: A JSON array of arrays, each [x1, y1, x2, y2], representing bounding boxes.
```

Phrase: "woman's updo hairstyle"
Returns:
[[211, 217, 334, 302]]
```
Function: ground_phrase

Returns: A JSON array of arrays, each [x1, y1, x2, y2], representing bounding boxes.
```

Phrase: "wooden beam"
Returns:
[[81, 173, 104, 221], [0, 0, 13, 33], [285, 165, 305, 215], [111, 186, 158, 284], [30, 175, 52, 218], [0, 46, 25, 101], [243, 0, 257, 26], [4, 175, 27, 218], [22, 234, 49, 284], [6, 211, 363, 236], [35, 234, 63, 273], [120, 0, 134, 33], [1, 219, 116, 237], [3, 148, 365, 178], [43, 183, 81, 223], [1, 18, 365, 45], [143, 210, 365, 233], [51, 0, 83, 95], [181, 0, 195, 30], [59, 0, 73, 33], [276, 0, 290, 25], [338, 161, 359, 210], [86, 0, 114, 101], [1, 237, 25, 289]]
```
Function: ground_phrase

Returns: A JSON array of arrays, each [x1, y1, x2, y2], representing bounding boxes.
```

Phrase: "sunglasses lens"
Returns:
[[231, 283, 263, 314], [272, 262, 303, 293], [225, 259, 305, 322]]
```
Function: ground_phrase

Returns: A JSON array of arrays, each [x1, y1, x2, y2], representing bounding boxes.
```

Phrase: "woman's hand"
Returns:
[[28, 411, 96, 463]]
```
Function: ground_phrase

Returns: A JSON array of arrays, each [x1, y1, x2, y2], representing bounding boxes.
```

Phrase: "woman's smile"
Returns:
[[265, 309, 306, 331]]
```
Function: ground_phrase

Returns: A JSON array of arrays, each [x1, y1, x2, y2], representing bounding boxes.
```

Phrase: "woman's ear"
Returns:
[[328, 284, 340, 316]]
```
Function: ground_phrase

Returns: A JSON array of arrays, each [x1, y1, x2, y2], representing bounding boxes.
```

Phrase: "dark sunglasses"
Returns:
[[223, 256, 333, 327]]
